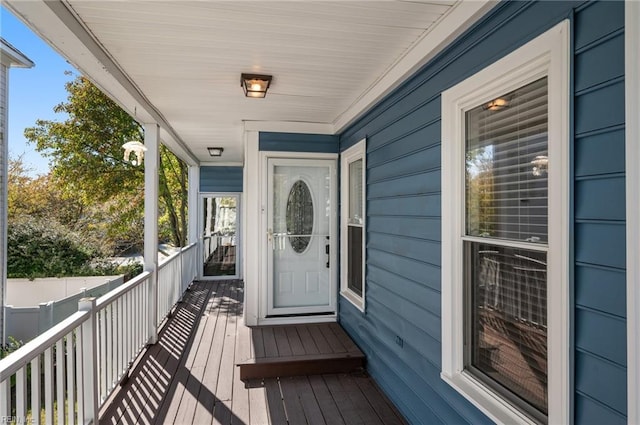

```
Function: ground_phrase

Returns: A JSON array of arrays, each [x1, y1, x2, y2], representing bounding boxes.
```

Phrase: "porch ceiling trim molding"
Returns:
[[3, 0, 198, 166]]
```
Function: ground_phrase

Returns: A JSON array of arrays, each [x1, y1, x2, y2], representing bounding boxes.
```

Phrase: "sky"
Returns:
[[1, 6, 77, 176]]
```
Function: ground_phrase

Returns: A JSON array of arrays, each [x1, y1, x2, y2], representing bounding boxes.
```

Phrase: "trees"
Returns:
[[23, 75, 188, 252]]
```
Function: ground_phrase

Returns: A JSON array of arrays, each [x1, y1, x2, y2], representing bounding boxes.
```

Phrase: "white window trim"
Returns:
[[441, 21, 570, 425], [340, 139, 366, 312], [626, 2, 640, 424]]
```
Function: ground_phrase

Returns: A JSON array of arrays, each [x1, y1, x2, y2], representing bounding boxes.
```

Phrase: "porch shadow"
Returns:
[[100, 281, 246, 425], [100, 280, 406, 424]]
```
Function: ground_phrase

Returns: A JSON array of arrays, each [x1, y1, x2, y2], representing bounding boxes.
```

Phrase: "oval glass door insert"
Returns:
[[286, 180, 314, 253]]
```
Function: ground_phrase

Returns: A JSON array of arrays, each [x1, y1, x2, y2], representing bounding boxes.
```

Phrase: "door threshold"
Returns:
[[257, 314, 337, 326], [266, 311, 334, 318]]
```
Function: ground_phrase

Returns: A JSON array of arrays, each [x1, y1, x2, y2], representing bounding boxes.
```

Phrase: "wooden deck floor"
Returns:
[[100, 280, 406, 425]]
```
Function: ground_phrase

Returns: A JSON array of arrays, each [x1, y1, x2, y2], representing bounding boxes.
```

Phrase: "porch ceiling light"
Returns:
[[208, 147, 224, 157], [484, 97, 510, 111], [122, 141, 147, 166], [531, 155, 548, 176], [241, 73, 272, 98]]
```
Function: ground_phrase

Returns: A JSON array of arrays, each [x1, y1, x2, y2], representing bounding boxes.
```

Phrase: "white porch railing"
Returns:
[[157, 243, 197, 326], [0, 242, 198, 424]]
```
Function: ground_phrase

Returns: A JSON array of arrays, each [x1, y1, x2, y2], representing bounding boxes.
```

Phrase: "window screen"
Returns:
[[464, 77, 549, 423]]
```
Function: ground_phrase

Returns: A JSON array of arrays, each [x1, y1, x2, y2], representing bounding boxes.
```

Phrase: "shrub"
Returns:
[[8, 217, 101, 279]]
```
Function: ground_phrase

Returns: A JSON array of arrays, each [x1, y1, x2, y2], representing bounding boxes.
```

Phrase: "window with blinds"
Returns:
[[463, 77, 549, 424], [347, 158, 364, 296]]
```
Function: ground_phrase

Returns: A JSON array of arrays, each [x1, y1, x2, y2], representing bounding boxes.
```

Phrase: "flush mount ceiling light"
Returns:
[[122, 141, 147, 166], [241, 73, 272, 98], [208, 147, 224, 157]]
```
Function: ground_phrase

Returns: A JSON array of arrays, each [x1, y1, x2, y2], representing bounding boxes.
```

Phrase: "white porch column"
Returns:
[[243, 130, 260, 326], [188, 165, 199, 245], [144, 123, 159, 344]]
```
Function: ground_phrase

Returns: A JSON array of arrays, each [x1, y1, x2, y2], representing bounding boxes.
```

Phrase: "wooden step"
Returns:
[[237, 322, 366, 380]]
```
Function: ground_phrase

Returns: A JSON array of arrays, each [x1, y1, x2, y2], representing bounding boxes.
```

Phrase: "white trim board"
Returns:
[[626, 2, 640, 424]]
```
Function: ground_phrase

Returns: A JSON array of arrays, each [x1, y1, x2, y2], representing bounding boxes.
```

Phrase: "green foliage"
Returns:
[[6, 216, 138, 279], [0, 337, 24, 359], [24, 75, 188, 253], [8, 217, 96, 279]]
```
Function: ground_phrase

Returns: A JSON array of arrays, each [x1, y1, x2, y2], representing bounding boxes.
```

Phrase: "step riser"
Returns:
[[239, 357, 365, 380]]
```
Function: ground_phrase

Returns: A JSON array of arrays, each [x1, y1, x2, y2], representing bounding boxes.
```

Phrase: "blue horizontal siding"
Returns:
[[336, 0, 627, 423], [575, 128, 625, 177], [575, 393, 626, 425], [199, 166, 243, 192], [575, 264, 626, 316], [572, 3, 627, 421], [575, 350, 627, 416], [259, 132, 339, 153]]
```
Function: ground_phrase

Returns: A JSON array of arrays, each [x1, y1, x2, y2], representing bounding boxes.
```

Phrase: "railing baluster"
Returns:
[[100, 309, 107, 401], [124, 286, 133, 362], [31, 356, 41, 425], [0, 377, 7, 418], [75, 327, 84, 424], [106, 303, 113, 390], [66, 332, 76, 425], [16, 365, 27, 421], [56, 339, 65, 425], [117, 297, 123, 381], [79, 298, 98, 425], [44, 347, 53, 425]]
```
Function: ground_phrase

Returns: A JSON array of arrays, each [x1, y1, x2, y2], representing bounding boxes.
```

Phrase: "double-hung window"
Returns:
[[341, 139, 366, 310], [441, 22, 569, 424]]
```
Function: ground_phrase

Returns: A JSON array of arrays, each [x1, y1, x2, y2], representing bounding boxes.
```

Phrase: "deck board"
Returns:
[[99, 280, 406, 425]]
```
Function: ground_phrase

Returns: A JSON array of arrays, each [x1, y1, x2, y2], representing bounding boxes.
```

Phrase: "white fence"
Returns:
[[5, 276, 125, 342], [0, 243, 198, 424]]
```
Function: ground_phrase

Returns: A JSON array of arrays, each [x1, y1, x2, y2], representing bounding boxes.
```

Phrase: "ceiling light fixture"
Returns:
[[208, 147, 224, 157], [122, 141, 147, 166], [241, 73, 272, 98]]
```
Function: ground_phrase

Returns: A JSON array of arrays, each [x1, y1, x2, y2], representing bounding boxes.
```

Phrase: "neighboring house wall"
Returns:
[[0, 39, 33, 345], [200, 166, 243, 192], [0, 64, 6, 343], [259, 132, 339, 153], [338, 1, 626, 424]]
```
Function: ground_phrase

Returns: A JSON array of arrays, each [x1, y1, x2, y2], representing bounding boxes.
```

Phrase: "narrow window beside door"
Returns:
[[341, 139, 366, 310]]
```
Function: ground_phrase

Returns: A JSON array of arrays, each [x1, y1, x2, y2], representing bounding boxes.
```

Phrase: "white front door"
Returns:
[[266, 158, 337, 316]]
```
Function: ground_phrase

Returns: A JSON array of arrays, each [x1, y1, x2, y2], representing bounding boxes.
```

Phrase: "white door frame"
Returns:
[[198, 192, 241, 280], [259, 151, 338, 325]]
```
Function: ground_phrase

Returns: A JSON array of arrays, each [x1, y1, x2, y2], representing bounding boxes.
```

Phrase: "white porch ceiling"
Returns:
[[4, 0, 494, 165]]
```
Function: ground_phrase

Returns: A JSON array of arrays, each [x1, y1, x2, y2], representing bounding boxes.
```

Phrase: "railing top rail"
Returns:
[[158, 251, 181, 271], [0, 310, 90, 381], [158, 243, 197, 271], [181, 243, 197, 252], [96, 270, 151, 309]]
